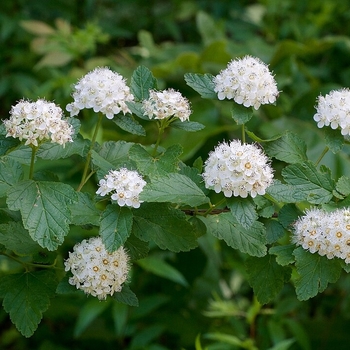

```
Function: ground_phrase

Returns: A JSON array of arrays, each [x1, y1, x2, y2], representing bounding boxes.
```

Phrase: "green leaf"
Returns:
[[226, 197, 258, 229], [0, 222, 42, 256], [324, 127, 344, 153], [37, 134, 89, 160], [231, 103, 253, 125], [0, 134, 20, 156], [124, 234, 149, 260], [246, 254, 292, 304], [91, 141, 135, 174], [0, 156, 24, 197], [269, 245, 295, 266], [74, 298, 110, 337], [7, 145, 32, 165], [100, 204, 133, 252], [266, 180, 305, 203], [293, 247, 342, 300], [184, 73, 217, 99], [6, 180, 77, 250], [265, 220, 286, 244], [132, 203, 198, 252], [278, 204, 302, 230], [69, 192, 101, 226], [281, 161, 334, 204], [335, 176, 350, 197], [202, 213, 267, 257], [0, 270, 57, 337], [137, 255, 188, 287], [126, 101, 149, 120], [130, 65, 157, 101], [113, 115, 146, 136], [140, 173, 209, 207], [170, 120, 205, 132], [113, 284, 139, 307], [129, 143, 182, 177], [264, 132, 308, 164]]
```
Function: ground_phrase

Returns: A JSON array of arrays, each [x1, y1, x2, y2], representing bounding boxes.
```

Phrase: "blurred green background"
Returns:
[[2, 0, 350, 349]]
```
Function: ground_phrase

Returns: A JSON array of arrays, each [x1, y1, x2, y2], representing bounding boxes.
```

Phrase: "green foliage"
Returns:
[[3, 1, 350, 349]]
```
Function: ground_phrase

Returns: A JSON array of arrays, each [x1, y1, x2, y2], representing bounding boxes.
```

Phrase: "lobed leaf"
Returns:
[[0, 222, 42, 256], [0, 156, 24, 197], [113, 115, 146, 136], [140, 173, 209, 207], [170, 120, 205, 132], [293, 247, 342, 300], [202, 213, 267, 257], [0, 271, 57, 337], [226, 197, 258, 229], [269, 245, 296, 266], [246, 254, 292, 304], [130, 65, 157, 101], [6, 180, 77, 250], [100, 204, 133, 252], [69, 192, 101, 226], [231, 103, 253, 125], [113, 285, 139, 307], [264, 132, 308, 164], [129, 143, 182, 177], [184, 73, 217, 99], [132, 203, 198, 252]]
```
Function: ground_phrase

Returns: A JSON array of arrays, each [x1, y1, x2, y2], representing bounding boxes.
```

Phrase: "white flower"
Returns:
[[313, 89, 350, 135], [64, 237, 130, 300], [202, 140, 273, 198], [293, 208, 350, 263], [142, 88, 191, 121], [213, 55, 279, 110], [96, 168, 146, 208], [66, 67, 134, 119], [3, 99, 74, 147]]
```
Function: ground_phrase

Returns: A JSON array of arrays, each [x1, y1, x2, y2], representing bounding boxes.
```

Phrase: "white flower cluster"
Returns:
[[64, 237, 130, 300], [142, 88, 191, 121], [313, 89, 350, 135], [66, 67, 134, 119], [213, 55, 279, 110], [294, 208, 350, 263], [202, 140, 274, 198], [3, 99, 74, 147], [96, 168, 146, 208]]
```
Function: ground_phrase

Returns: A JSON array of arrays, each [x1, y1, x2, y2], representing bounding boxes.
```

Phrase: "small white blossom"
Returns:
[[3, 99, 74, 147], [313, 89, 350, 135], [213, 55, 279, 110], [142, 88, 191, 121], [202, 140, 273, 198], [96, 168, 146, 208], [293, 208, 350, 263], [66, 67, 134, 119], [64, 237, 130, 300]]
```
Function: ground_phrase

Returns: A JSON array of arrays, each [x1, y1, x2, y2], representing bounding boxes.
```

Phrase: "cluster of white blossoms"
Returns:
[[66, 67, 134, 119], [64, 237, 130, 300], [313, 88, 350, 135], [202, 140, 274, 198], [3, 99, 74, 147], [213, 55, 279, 110], [142, 88, 191, 121], [96, 168, 146, 208], [293, 208, 350, 263]]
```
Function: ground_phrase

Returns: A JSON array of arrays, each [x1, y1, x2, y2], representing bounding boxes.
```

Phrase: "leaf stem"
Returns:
[[242, 124, 246, 143], [0, 252, 60, 271], [77, 113, 103, 192], [315, 146, 329, 166], [201, 198, 227, 216], [29, 145, 38, 180]]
